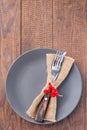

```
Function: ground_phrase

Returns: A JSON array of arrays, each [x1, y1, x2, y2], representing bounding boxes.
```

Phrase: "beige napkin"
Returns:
[[26, 54, 74, 122]]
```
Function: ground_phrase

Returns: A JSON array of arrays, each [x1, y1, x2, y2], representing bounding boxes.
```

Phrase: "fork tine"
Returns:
[[56, 50, 63, 56], [53, 51, 59, 62], [51, 51, 66, 83], [59, 52, 66, 64], [52, 51, 61, 66], [56, 52, 66, 67], [52, 50, 63, 67], [55, 50, 62, 63]]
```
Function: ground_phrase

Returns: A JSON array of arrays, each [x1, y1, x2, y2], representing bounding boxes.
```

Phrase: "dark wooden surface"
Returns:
[[0, 0, 87, 129]]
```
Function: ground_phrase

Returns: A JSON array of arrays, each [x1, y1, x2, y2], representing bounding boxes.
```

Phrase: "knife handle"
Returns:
[[35, 93, 50, 122]]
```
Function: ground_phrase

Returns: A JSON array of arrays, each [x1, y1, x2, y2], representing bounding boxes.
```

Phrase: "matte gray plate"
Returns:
[[6, 48, 82, 125]]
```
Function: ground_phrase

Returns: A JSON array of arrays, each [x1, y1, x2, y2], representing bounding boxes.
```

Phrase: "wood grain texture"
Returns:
[[22, 0, 53, 52], [52, 0, 86, 130], [0, 0, 21, 130], [0, 0, 87, 129]]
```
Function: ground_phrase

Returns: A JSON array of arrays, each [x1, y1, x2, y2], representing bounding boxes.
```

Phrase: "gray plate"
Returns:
[[6, 48, 82, 125]]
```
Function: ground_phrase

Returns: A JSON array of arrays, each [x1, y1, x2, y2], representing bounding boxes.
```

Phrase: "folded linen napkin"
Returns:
[[26, 54, 74, 122]]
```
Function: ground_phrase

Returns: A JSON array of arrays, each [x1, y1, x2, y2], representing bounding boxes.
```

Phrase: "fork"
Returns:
[[52, 51, 66, 82], [35, 51, 66, 121]]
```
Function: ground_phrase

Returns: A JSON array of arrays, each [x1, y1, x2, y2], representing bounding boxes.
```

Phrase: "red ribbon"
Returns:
[[43, 82, 59, 97]]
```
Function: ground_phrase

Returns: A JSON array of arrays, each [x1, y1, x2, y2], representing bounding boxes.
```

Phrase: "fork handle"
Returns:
[[35, 93, 50, 122]]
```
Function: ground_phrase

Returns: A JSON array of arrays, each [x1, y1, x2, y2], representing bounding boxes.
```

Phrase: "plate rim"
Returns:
[[5, 48, 82, 125]]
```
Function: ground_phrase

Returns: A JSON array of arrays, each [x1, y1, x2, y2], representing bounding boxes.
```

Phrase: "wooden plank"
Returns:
[[22, 0, 53, 53], [0, 0, 21, 130], [85, 0, 87, 129], [53, 0, 86, 129]]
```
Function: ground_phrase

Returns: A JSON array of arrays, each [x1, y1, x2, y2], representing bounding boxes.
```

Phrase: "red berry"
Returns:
[[43, 88, 51, 94], [48, 82, 52, 89], [48, 82, 51, 86], [43, 89, 48, 94], [52, 87, 57, 91], [44, 82, 59, 97], [47, 88, 51, 93], [50, 90, 59, 97]]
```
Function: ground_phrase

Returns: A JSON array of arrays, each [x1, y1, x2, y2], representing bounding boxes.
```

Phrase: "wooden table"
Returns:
[[0, 0, 87, 130]]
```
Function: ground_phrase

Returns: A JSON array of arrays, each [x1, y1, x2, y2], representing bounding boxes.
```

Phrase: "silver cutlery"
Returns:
[[52, 51, 66, 82], [35, 51, 66, 122]]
